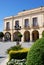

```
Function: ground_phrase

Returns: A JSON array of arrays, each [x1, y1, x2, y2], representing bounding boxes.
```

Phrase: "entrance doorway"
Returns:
[[24, 31, 30, 42], [32, 30, 39, 41], [5, 32, 11, 41]]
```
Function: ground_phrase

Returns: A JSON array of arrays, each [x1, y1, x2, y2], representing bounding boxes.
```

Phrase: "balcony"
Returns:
[[24, 26, 30, 29], [5, 28, 10, 31], [32, 25, 39, 29], [14, 26, 21, 30]]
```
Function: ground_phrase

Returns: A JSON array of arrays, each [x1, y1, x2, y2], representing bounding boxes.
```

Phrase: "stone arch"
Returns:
[[4, 32, 11, 41], [32, 30, 39, 41], [24, 31, 30, 42], [13, 31, 22, 41]]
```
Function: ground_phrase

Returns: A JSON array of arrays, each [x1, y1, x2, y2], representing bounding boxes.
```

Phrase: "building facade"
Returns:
[[3, 6, 44, 42]]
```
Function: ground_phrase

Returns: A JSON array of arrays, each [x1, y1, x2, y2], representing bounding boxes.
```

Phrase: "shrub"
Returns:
[[18, 33, 22, 38], [7, 59, 26, 65], [16, 33, 22, 45], [9, 48, 28, 60], [0, 32, 4, 41], [7, 45, 22, 54], [26, 38, 44, 65], [0, 32, 4, 38], [42, 31, 44, 37]]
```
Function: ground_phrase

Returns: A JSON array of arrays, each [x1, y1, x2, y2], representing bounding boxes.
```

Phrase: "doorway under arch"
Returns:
[[24, 31, 30, 42], [4, 32, 11, 41], [32, 30, 39, 42]]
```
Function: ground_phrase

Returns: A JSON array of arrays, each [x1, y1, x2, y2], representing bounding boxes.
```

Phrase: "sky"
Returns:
[[0, 0, 44, 32]]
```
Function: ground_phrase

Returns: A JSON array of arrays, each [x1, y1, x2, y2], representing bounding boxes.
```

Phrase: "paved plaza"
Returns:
[[0, 42, 33, 64]]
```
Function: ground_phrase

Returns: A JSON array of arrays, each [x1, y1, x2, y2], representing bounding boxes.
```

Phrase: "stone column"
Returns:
[[39, 34, 42, 38], [30, 34, 32, 42], [21, 35, 24, 42], [11, 34, 13, 42]]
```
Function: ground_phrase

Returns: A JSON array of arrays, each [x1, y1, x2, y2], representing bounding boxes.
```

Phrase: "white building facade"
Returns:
[[3, 6, 44, 42]]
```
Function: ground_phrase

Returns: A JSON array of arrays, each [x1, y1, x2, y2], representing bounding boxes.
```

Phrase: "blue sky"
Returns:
[[0, 0, 44, 31]]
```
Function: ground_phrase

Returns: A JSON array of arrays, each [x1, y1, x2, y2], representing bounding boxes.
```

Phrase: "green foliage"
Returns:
[[26, 38, 44, 65], [7, 59, 26, 65], [42, 31, 44, 37], [9, 51, 27, 60], [18, 33, 22, 38], [7, 45, 22, 54], [0, 32, 4, 38], [9, 48, 28, 60], [16, 33, 22, 45]]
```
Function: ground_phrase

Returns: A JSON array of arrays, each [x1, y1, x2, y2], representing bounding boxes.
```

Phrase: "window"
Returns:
[[24, 19, 29, 27], [32, 17, 38, 26], [15, 21, 19, 27], [6, 22, 10, 30]]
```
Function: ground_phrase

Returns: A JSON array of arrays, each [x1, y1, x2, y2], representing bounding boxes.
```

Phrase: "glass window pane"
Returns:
[[33, 17, 38, 26], [25, 19, 29, 27], [6, 22, 10, 29], [15, 21, 19, 27]]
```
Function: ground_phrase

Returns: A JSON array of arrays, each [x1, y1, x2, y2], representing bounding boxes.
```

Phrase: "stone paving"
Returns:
[[0, 42, 33, 64]]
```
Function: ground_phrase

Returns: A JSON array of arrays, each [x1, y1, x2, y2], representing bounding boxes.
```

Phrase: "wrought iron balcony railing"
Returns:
[[24, 26, 30, 29], [14, 26, 21, 30], [6, 28, 10, 31], [32, 25, 39, 29]]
